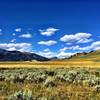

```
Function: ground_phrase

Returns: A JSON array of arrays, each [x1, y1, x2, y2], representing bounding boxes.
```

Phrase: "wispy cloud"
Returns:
[[0, 29, 2, 32], [0, 29, 2, 35], [38, 40, 57, 46], [10, 39, 16, 43], [60, 33, 92, 43], [39, 27, 59, 36], [19, 33, 32, 38], [60, 45, 89, 51], [15, 28, 22, 32], [66, 43, 72, 45], [12, 33, 16, 36]]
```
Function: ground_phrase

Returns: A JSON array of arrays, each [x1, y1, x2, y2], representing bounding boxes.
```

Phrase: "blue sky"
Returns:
[[0, 0, 100, 58]]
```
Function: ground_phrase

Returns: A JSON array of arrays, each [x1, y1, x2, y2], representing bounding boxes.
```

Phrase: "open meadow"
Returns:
[[0, 61, 100, 68], [0, 61, 100, 100]]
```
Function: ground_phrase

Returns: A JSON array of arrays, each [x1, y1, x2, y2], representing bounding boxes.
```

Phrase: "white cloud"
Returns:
[[39, 27, 59, 36], [57, 51, 74, 58], [19, 33, 32, 38], [60, 41, 100, 52], [38, 40, 57, 46], [75, 41, 100, 51], [91, 41, 100, 50], [72, 41, 100, 51], [60, 46, 80, 52], [12, 33, 16, 36], [38, 48, 75, 59], [0, 43, 32, 52], [60, 45, 91, 52], [77, 39, 93, 43], [38, 48, 56, 58], [15, 28, 21, 32], [10, 39, 16, 43], [7, 47, 16, 51], [59, 45, 91, 52], [38, 41, 100, 58], [43, 48, 50, 52], [59, 47, 68, 52], [60, 33, 92, 43]]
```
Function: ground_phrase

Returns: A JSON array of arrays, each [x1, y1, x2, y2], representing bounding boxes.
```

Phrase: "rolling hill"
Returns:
[[63, 50, 100, 62]]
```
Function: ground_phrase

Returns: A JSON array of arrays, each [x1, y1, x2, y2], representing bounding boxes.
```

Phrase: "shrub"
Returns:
[[44, 77, 55, 88], [8, 90, 33, 100], [94, 85, 100, 93]]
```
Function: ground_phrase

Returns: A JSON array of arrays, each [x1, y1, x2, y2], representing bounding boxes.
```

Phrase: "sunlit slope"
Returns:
[[63, 50, 100, 62]]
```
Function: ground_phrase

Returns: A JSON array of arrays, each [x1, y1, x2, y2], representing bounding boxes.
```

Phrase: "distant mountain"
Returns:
[[50, 57, 58, 60], [62, 50, 100, 62], [1, 48, 100, 62], [0, 49, 49, 61], [0, 49, 7, 53]]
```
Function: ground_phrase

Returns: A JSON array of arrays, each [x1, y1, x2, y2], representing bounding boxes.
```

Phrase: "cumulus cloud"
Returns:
[[7, 47, 17, 51], [76, 41, 100, 51], [0, 43, 32, 52], [59, 41, 100, 52], [91, 41, 100, 50], [39, 27, 59, 36], [38, 48, 56, 58], [57, 51, 75, 58], [19, 33, 32, 38], [38, 48, 75, 59], [60, 33, 92, 43], [38, 40, 57, 46], [75, 41, 100, 51], [15, 28, 21, 32]]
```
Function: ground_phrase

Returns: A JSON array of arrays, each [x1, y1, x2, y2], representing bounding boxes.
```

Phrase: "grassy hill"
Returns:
[[62, 50, 100, 62]]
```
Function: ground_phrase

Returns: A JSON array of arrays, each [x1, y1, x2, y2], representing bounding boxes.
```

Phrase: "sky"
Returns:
[[0, 0, 100, 58]]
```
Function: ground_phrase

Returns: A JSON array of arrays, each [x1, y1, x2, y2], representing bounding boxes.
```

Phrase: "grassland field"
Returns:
[[0, 61, 100, 68], [0, 61, 100, 100]]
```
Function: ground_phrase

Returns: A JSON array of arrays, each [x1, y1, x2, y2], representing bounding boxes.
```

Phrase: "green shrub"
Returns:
[[8, 90, 33, 100]]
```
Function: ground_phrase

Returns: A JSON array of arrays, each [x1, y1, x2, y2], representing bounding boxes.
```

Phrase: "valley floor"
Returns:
[[0, 61, 100, 68]]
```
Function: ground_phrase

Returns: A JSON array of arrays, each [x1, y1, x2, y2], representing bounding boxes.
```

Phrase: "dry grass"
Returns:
[[0, 61, 100, 69], [0, 82, 99, 100]]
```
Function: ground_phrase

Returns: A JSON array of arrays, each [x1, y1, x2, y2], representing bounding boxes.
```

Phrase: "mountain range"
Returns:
[[0, 49, 49, 61], [0, 48, 100, 62]]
